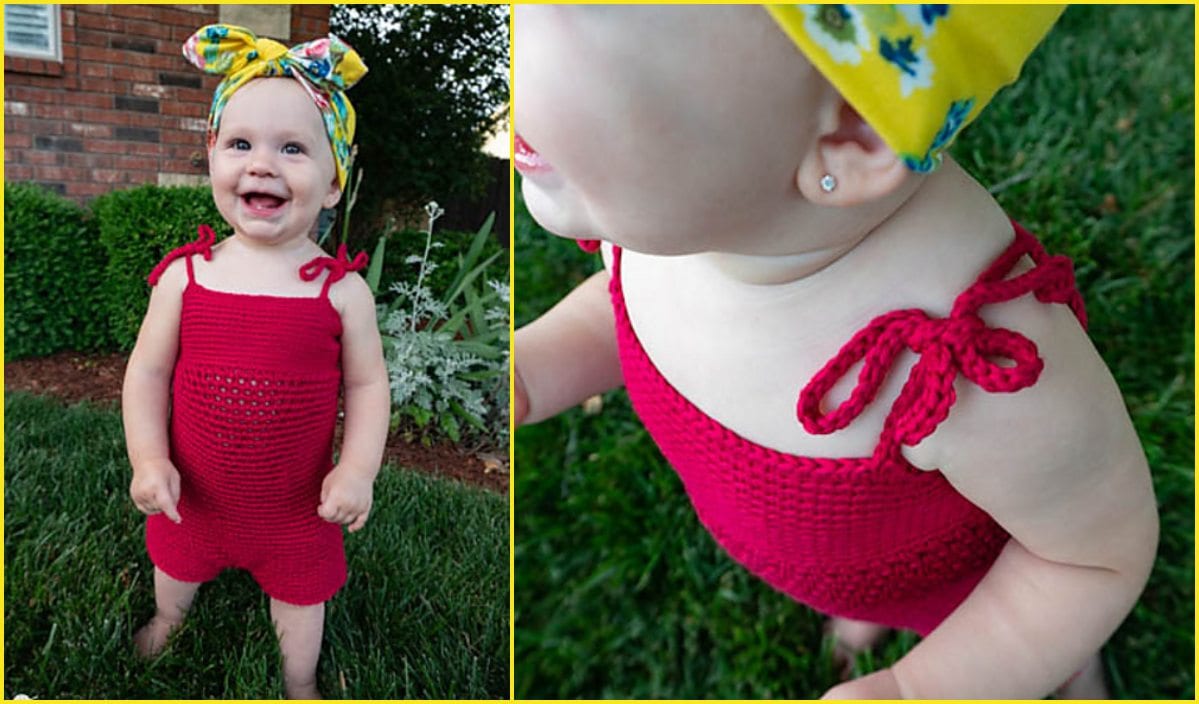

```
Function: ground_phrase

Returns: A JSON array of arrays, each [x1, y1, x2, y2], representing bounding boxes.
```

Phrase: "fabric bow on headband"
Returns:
[[182, 24, 367, 190]]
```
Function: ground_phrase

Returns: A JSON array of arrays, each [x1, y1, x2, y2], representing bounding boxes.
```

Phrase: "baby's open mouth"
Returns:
[[514, 133, 552, 175], [241, 192, 288, 214]]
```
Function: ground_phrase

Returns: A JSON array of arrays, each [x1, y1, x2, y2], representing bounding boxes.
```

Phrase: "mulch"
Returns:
[[4, 351, 508, 494]]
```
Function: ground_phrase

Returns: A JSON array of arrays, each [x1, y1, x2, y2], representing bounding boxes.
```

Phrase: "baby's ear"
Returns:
[[797, 100, 910, 206], [323, 176, 343, 210]]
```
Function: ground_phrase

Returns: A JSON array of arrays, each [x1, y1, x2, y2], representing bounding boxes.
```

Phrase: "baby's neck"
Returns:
[[699, 159, 997, 287], [228, 229, 321, 256], [696, 237, 871, 287]]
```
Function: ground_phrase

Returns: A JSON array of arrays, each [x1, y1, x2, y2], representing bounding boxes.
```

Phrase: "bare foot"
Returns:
[[284, 679, 323, 699], [1054, 653, 1109, 699], [133, 614, 183, 658], [826, 617, 891, 679]]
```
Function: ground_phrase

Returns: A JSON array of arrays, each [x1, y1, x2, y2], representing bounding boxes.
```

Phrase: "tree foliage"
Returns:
[[331, 4, 509, 238]]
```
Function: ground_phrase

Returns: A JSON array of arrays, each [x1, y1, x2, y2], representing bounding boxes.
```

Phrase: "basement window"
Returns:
[[5, 5, 61, 62]]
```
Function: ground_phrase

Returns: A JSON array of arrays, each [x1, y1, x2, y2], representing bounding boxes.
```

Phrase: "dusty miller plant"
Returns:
[[379, 202, 508, 446]]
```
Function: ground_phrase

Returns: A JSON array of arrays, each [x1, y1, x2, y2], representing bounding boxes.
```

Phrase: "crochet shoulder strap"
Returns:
[[147, 224, 216, 286], [797, 221, 1087, 464], [299, 243, 369, 298]]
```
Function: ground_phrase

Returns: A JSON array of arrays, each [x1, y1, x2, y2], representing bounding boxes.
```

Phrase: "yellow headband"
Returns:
[[767, 5, 1064, 172], [183, 24, 367, 190]]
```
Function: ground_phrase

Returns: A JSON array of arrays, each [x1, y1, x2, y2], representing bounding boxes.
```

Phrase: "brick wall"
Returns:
[[4, 4, 330, 202], [292, 5, 330, 44]]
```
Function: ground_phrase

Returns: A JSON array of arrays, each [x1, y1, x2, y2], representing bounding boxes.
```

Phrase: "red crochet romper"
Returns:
[[144, 225, 367, 606], [609, 222, 1086, 635]]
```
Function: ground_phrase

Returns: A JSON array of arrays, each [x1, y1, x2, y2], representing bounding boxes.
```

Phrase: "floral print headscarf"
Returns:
[[767, 5, 1063, 172], [183, 24, 368, 190]]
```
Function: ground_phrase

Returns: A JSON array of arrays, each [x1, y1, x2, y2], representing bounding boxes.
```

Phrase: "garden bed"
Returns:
[[4, 352, 507, 494]]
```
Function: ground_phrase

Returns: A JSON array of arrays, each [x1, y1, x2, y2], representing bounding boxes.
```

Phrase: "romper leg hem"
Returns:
[[145, 514, 224, 585], [253, 570, 346, 606]]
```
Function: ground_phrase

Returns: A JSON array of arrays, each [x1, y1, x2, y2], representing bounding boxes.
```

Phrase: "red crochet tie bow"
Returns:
[[797, 309, 1044, 449], [299, 243, 369, 287], [797, 224, 1087, 453], [950, 254, 1086, 325], [147, 224, 216, 286]]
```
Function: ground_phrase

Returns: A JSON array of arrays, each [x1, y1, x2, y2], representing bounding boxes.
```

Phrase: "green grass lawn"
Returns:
[[4, 392, 508, 699], [514, 5, 1194, 698]]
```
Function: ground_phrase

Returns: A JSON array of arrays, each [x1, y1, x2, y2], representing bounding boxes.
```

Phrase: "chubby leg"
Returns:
[[827, 616, 891, 679], [270, 598, 326, 699], [134, 567, 201, 657], [1054, 652, 1109, 699]]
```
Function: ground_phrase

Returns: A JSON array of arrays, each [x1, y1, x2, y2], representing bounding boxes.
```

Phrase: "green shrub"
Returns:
[[93, 185, 229, 351], [4, 182, 111, 360]]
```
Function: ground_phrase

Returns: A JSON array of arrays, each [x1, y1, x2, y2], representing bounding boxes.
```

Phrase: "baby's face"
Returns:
[[515, 5, 824, 255], [208, 78, 341, 245]]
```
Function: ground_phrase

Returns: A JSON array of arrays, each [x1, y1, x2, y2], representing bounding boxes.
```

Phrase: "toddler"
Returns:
[[122, 24, 389, 699], [513, 5, 1158, 699]]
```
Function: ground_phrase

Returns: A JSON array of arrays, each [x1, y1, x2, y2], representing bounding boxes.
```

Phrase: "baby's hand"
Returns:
[[129, 459, 182, 523], [318, 464, 375, 533], [822, 667, 903, 699]]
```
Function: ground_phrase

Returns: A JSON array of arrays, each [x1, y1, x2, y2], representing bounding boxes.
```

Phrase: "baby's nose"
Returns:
[[246, 149, 277, 176]]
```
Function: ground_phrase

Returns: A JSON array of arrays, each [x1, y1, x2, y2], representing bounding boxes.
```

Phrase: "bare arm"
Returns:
[[123, 259, 186, 523], [320, 274, 390, 532], [515, 268, 625, 425], [826, 299, 1158, 698]]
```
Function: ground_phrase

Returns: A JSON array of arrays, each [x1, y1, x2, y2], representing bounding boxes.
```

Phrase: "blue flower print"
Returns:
[[306, 58, 332, 80], [902, 153, 937, 173], [897, 5, 947, 37], [930, 98, 974, 151], [205, 25, 229, 41], [920, 5, 948, 26], [880, 35, 919, 77], [880, 34, 934, 95], [901, 97, 975, 172]]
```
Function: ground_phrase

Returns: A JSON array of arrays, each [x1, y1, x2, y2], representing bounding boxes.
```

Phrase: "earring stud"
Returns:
[[820, 174, 837, 193]]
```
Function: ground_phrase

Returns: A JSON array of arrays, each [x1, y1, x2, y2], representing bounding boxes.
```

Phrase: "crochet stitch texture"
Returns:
[[611, 222, 1086, 635], [144, 225, 367, 605]]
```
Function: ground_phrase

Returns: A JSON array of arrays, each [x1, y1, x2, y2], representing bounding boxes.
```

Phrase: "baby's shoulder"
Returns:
[[327, 269, 371, 297], [149, 255, 190, 295], [908, 289, 1140, 485], [326, 270, 375, 317], [905, 286, 1154, 568]]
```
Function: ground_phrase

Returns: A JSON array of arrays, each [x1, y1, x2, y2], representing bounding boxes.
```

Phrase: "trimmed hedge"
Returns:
[[5, 182, 494, 357], [93, 185, 229, 351], [4, 183, 110, 360]]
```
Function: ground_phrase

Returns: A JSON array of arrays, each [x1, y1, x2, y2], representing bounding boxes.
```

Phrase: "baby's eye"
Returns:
[[230, 138, 251, 151], [282, 142, 306, 155]]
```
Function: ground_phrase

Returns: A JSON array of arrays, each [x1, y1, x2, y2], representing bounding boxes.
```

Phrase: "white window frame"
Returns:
[[4, 4, 62, 62]]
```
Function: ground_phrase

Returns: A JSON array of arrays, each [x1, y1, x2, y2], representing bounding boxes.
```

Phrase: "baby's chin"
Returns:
[[521, 175, 604, 243], [521, 177, 713, 257]]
